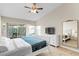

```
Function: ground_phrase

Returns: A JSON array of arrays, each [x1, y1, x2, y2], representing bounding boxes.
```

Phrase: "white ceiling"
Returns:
[[0, 3, 62, 21]]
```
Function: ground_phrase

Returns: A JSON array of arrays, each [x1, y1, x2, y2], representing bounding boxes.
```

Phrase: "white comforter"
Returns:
[[0, 38, 32, 56]]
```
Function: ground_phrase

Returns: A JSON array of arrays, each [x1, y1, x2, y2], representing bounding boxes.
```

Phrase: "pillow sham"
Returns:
[[0, 37, 16, 51]]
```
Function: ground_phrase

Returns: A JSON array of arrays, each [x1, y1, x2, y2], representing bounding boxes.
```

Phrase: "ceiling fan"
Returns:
[[24, 3, 43, 13]]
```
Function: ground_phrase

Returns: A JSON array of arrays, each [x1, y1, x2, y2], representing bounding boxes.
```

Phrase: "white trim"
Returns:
[[61, 45, 79, 53]]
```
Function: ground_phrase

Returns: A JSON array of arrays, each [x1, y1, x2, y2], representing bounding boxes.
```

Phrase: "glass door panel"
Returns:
[[7, 24, 26, 39]]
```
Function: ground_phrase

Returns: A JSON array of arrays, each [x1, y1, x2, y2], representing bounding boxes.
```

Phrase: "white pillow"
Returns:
[[0, 38, 6, 46], [0, 46, 8, 53], [0, 37, 8, 53], [0, 37, 16, 51]]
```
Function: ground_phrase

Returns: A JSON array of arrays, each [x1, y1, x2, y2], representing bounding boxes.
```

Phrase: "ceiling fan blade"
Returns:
[[24, 6, 31, 9], [37, 8, 43, 10]]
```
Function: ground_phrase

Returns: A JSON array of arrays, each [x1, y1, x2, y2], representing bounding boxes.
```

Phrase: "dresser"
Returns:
[[39, 35, 60, 47], [49, 35, 60, 47]]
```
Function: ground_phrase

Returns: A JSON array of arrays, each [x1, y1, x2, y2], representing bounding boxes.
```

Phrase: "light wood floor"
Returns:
[[37, 46, 79, 56], [63, 39, 77, 48]]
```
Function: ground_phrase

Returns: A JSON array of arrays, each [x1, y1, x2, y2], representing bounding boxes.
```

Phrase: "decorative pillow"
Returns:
[[0, 37, 8, 53], [0, 37, 16, 51], [0, 46, 8, 53]]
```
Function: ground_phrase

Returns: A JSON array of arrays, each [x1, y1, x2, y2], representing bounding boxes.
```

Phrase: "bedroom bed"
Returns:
[[0, 36, 49, 56], [22, 36, 49, 56], [22, 36, 47, 52]]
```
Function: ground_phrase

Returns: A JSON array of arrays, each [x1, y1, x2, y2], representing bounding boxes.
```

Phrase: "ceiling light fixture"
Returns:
[[24, 3, 43, 13]]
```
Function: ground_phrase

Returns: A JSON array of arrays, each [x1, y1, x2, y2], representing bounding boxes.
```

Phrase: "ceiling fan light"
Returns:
[[31, 9, 37, 13]]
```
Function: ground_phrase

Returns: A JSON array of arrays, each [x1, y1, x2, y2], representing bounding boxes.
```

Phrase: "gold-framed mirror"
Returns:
[[62, 20, 78, 48]]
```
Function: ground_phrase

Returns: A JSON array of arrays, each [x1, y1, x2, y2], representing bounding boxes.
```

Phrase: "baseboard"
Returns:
[[50, 44, 59, 48], [61, 45, 79, 53]]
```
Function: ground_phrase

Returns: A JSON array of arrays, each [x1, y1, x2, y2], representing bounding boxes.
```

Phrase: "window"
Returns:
[[36, 26, 41, 35], [27, 25, 41, 35], [27, 25, 36, 35]]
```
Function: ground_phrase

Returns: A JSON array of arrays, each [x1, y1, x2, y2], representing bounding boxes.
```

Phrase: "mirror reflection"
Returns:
[[62, 20, 78, 48]]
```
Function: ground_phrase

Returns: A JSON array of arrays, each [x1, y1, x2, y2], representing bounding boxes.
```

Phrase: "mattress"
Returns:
[[22, 36, 47, 52]]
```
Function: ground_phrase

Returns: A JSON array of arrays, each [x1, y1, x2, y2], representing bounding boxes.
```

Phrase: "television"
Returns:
[[45, 27, 55, 34]]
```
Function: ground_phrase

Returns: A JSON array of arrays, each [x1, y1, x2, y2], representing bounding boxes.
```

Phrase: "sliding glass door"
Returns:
[[7, 23, 26, 39]]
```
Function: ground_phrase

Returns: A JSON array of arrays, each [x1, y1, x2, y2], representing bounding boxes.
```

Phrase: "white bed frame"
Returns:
[[28, 45, 50, 56], [0, 36, 50, 56]]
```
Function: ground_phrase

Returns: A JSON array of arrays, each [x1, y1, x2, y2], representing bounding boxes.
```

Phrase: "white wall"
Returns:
[[0, 16, 1, 36], [1, 16, 35, 25], [36, 4, 79, 36]]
